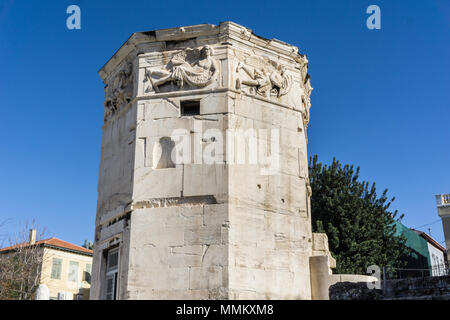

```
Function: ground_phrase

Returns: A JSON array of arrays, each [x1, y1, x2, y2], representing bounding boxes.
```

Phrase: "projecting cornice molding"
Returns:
[[99, 22, 304, 82]]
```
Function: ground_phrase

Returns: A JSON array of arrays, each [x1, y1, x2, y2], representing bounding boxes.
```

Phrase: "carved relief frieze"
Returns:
[[299, 55, 313, 130], [104, 62, 134, 122], [234, 53, 313, 138], [301, 76, 313, 129], [235, 56, 292, 99], [144, 45, 218, 94]]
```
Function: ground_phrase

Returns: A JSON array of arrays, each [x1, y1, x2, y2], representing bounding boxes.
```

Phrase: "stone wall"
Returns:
[[91, 22, 315, 300], [92, 21, 371, 300], [329, 275, 450, 300]]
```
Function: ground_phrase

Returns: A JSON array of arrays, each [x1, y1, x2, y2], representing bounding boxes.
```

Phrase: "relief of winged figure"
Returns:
[[104, 63, 133, 121], [236, 58, 291, 98]]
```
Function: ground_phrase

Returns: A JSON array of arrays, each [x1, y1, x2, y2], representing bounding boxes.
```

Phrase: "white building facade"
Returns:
[[436, 194, 450, 262]]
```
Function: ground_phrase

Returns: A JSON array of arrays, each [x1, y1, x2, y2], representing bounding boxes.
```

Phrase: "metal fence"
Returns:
[[383, 262, 449, 280]]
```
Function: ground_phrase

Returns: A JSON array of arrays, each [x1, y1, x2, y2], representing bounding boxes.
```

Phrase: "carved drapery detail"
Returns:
[[104, 62, 133, 122], [299, 55, 313, 131], [302, 75, 313, 129], [144, 45, 217, 93], [235, 56, 292, 99], [306, 176, 313, 198]]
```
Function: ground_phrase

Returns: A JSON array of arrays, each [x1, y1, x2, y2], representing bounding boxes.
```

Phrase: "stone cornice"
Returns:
[[99, 21, 304, 82]]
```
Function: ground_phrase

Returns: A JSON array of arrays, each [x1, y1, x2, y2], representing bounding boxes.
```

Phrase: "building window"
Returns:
[[51, 258, 62, 280], [180, 100, 200, 116], [84, 263, 92, 284], [68, 261, 79, 282], [105, 248, 119, 300]]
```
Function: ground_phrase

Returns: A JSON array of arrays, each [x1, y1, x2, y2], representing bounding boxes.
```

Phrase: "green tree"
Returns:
[[0, 223, 48, 300], [309, 155, 409, 274]]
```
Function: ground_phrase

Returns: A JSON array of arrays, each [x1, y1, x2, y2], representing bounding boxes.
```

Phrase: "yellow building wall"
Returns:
[[40, 248, 93, 300]]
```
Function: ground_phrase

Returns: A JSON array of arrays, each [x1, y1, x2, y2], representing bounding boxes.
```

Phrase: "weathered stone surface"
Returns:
[[329, 281, 384, 300], [92, 21, 319, 300], [329, 275, 450, 300]]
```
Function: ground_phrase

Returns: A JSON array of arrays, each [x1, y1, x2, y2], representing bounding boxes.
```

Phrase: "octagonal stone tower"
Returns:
[[91, 22, 318, 300]]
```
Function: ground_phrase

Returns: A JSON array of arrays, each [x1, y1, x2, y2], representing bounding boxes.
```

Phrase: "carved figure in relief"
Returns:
[[296, 54, 312, 131], [104, 63, 133, 121], [299, 55, 309, 86], [306, 177, 313, 198], [236, 59, 291, 98], [236, 62, 272, 97], [269, 64, 291, 97], [301, 75, 313, 129], [145, 45, 217, 93]]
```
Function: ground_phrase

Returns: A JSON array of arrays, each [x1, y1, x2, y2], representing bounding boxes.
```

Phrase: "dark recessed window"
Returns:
[[180, 100, 200, 116]]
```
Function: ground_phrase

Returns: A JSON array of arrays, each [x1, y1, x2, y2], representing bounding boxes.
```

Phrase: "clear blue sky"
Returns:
[[0, 0, 449, 247]]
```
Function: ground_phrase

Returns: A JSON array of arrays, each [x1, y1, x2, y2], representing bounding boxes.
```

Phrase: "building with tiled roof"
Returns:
[[436, 193, 450, 262], [394, 221, 447, 277], [0, 237, 93, 255], [412, 229, 447, 276], [0, 229, 93, 300]]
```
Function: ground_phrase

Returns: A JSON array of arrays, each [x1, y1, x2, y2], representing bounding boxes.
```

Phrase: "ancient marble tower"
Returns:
[[91, 22, 335, 300]]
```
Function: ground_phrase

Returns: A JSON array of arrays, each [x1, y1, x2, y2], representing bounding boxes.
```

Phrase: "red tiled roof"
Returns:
[[0, 237, 93, 255]]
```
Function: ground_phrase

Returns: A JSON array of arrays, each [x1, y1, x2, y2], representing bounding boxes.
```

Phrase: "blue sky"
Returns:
[[0, 0, 448, 247]]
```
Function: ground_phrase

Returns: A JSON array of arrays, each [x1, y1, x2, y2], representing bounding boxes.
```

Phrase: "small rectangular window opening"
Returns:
[[180, 100, 200, 116]]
